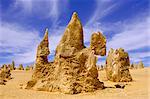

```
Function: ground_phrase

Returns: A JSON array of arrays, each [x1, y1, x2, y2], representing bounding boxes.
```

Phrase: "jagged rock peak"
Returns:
[[35, 28, 50, 64], [37, 28, 50, 57], [55, 12, 84, 57], [70, 12, 79, 21]]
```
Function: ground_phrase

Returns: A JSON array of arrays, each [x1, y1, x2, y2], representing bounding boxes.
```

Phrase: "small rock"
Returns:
[[114, 84, 125, 89], [19, 83, 23, 86], [0, 79, 6, 85]]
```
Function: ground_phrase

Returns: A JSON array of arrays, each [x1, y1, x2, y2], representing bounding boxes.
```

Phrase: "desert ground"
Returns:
[[0, 67, 150, 99]]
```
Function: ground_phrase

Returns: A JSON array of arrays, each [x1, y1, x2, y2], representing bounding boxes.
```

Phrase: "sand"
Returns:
[[0, 68, 150, 99]]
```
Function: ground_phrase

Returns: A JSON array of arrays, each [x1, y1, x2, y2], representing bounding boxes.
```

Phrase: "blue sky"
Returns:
[[0, 0, 149, 67]]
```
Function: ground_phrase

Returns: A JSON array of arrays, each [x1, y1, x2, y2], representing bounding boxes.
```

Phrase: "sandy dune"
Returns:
[[0, 68, 150, 99]]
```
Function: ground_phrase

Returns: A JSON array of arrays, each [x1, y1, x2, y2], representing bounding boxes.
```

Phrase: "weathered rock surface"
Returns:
[[105, 48, 132, 82], [90, 32, 106, 56], [55, 12, 84, 58], [0, 65, 12, 85], [32, 28, 50, 79], [26, 12, 106, 94]]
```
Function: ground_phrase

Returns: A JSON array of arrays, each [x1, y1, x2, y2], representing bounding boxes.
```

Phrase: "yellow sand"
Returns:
[[0, 68, 150, 99]]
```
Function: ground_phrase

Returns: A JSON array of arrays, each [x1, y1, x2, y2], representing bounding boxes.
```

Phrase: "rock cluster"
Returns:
[[0, 65, 12, 85], [105, 48, 132, 82], [25, 65, 34, 71], [1, 61, 16, 70], [26, 12, 106, 94], [17, 64, 24, 70], [130, 61, 144, 69], [136, 61, 144, 69]]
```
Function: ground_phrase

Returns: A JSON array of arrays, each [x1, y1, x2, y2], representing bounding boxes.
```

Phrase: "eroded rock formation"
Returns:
[[129, 61, 144, 69], [0, 65, 12, 85], [0, 61, 16, 71], [55, 12, 84, 58], [26, 12, 106, 94], [17, 64, 24, 70], [105, 48, 132, 82], [136, 61, 144, 69]]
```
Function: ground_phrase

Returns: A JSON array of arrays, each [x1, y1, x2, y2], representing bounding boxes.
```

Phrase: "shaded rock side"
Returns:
[[26, 12, 106, 94], [105, 48, 132, 82]]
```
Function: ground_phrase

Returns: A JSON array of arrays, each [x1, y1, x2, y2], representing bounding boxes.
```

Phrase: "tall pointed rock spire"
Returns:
[[36, 28, 50, 64], [55, 12, 84, 57]]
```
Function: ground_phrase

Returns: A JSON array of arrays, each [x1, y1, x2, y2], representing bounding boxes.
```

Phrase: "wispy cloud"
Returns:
[[13, 0, 67, 21], [0, 22, 41, 65], [0, 0, 69, 66], [107, 15, 150, 51], [86, 0, 119, 26], [129, 51, 150, 63], [14, 0, 33, 14]]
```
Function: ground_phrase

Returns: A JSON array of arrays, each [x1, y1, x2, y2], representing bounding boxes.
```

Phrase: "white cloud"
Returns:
[[107, 16, 150, 51], [129, 51, 150, 63], [0, 23, 41, 65]]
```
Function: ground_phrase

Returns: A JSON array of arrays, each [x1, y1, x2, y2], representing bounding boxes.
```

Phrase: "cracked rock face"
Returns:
[[26, 12, 106, 94], [105, 48, 132, 82]]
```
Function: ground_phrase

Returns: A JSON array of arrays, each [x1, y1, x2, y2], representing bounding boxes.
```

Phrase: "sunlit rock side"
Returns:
[[55, 12, 84, 58], [105, 48, 132, 82], [26, 12, 106, 94]]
